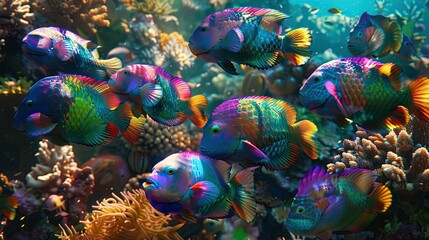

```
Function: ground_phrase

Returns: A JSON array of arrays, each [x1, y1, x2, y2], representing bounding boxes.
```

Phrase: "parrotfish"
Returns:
[[285, 167, 392, 239], [143, 152, 256, 223], [188, 7, 312, 75], [299, 57, 429, 131], [13, 74, 145, 146], [348, 12, 402, 58], [396, 34, 416, 59], [22, 27, 122, 80], [108, 64, 208, 128], [200, 96, 320, 170]]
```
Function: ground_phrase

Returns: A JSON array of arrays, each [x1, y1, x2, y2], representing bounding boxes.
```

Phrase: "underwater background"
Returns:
[[0, 0, 429, 239]]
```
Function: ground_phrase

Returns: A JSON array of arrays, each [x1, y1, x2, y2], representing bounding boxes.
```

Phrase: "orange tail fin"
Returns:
[[114, 103, 146, 142], [408, 76, 429, 122], [187, 95, 208, 128], [282, 28, 312, 66], [290, 120, 320, 159]]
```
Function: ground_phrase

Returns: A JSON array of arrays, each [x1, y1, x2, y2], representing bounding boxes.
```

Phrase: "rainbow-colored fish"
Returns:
[[299, 57, 429, 131], [200, 96, 320, 170], [189, 7, 312, 75], [13, 74, 145, 146], [22, 27, 122, 80], [108, 64, 208, 128], [285, 167, 392, 239]]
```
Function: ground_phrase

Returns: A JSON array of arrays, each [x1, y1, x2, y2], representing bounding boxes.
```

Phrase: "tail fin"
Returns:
[[98, 57, 123, 72], [1, 196, 18, 220], [114, 103, 146, 142], [289, 120, 320, 159], [187, 94, 208, 128], [229, 168, 256, 223], [281, 28, 312, 66], [367, 185, 392, 213], [407, 76, 429, 122]]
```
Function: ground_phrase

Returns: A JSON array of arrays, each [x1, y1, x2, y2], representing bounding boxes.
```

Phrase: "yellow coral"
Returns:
[[32, 0, 110, 35], [57, 189, 183, 240]]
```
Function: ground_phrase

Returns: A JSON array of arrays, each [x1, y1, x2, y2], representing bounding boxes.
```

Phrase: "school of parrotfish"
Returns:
[[11, 6, 429, 239]]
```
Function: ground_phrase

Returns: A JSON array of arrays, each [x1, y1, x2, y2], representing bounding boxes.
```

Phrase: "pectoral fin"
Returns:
[[242, 140, 270, 161], [221, 28, 244, 52], [218, 61, 238, 75], [140, 82, 163, 107], [190, 181, 219, 206], [24, 112, 57, 137], [54, 39, 74, 61]]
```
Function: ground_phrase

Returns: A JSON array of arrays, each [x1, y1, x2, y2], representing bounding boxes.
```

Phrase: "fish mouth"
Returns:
[[347, 44, 366, 56], [143, 177, 158, 189], [21, 43, 49, 56], [308, 96, 331, 111]]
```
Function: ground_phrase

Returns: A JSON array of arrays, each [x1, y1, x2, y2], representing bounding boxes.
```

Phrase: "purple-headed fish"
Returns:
[[13, 74, 145, 146], [188, 7, 312, 75], [200, 96, 320, 170], [143, 152, 256, 223], [22, 27, 122, 80], [108, 64, 208, 127], [299, 57, 429, 131], [285, 167, 392, 239], [348, 12, 402, 58]]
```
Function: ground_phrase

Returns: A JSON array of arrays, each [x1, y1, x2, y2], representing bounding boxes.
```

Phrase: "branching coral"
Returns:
[[120, 0, 176, 16], [0, 0, 34, 61], [32, 0, 110, 35], [17, 139, 94, 225], [328, 128, 429, 191], [123, 117, 201, 173], [160, 32, 195, 74], [57, 189, 183, 240]]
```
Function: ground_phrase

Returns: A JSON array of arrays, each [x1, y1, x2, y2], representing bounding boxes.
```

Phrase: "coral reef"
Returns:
[[328, 128, 429, 191], [32, 0, 110, 35], [17, 139, 94, 225], [0, 76, 32, 95], [219, 217, 259, 240], [57, 189, 183, 240], [159, 31, 195, 74], [0, 0, 34, 61], [123, 117, 201, 173], [121, 0, 176, 16]]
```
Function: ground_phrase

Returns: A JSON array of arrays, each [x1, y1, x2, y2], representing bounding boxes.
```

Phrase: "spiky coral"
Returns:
[[328, 128, 429, 191], [18, 139, 94, 224], [32, 0, 110, 35], [57, 189, 183, 240]]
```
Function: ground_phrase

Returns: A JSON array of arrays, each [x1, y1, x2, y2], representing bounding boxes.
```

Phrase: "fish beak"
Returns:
[[143, 177, 158, 189]]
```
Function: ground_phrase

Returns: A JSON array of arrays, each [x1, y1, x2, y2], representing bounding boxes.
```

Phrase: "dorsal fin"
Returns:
[[377, 63, 403, 90], [297, 167, 332, 196], [233, 7, 288, 33]]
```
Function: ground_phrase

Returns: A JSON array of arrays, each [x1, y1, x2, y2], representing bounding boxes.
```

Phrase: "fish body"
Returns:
[[22, 27, 122, 80], [328, 8, 343, 15], [200, 96, 320, 170], [108, 64, 208, 127], [188, 7, 312, 75], [396, 34, 416, 59], [347, 12, 402, 58], [299, 57, 429, 131], [13, 74, 145, 146], [285, 167, 392, 239], [45, 194, 65, 211], [143, 152, 256, 223]]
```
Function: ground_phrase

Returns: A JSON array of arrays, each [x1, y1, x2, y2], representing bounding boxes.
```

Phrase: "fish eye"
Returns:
[[123, 70, 130, 75], [167, 169, 174, 175], [210, 125, 220, 134], [314, 77, 320, 82], [296, 206, 305, 214], [357, 31, 363, 37], [26, 100, 33, 107], [201, 27, 208, 32]]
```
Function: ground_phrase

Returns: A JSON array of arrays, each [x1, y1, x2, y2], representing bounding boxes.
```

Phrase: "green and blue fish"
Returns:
[[285, 167, 392, 239], [299, 57, 429, 131], [200, 96, 320, 170], [22, 27, 122, 80], [13, 74, 145, 146], [189, 7, 312, 75], [143, 152, 256, 223], [108, 64, 208, 128]]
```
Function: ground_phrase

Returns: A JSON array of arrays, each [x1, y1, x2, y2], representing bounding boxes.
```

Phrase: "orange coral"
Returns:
[[32, 0, 110, 35], [57, 189, 183, 240], [120, 0, 176, 16]]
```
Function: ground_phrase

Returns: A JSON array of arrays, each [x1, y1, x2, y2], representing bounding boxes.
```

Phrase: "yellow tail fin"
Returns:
[[290, 120, 320, 159], [408, 76, 429, 122], [98, 57, 123, 71], [188, 94, 208, 128], [368, 185, 392, 212], [282, 28, 312, 66]]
